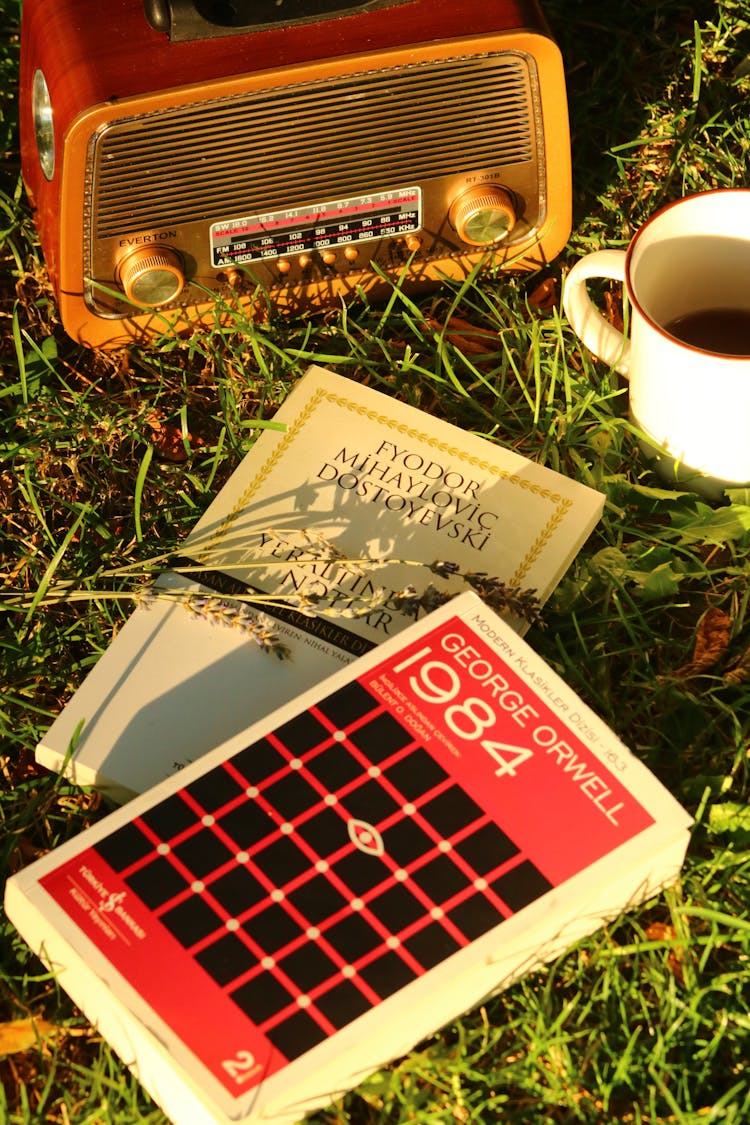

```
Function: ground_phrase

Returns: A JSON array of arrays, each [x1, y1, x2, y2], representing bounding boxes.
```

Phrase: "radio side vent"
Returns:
[[93, 53, 537, 238]]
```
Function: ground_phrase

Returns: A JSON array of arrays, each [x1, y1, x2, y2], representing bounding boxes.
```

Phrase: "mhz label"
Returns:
[[210, 188, 422, 267]]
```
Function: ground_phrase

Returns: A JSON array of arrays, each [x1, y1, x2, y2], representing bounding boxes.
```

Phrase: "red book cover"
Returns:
[[6, 592, 691, 1125]]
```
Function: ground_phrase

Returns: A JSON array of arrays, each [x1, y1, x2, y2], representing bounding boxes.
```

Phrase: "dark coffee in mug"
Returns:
[[664, 307, 750, 356]]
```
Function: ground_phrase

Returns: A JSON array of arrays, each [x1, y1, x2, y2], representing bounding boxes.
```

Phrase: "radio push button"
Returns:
[[118, 247, 184, 307], [344, 246, 359, 262], [449, 186, 517, 247]]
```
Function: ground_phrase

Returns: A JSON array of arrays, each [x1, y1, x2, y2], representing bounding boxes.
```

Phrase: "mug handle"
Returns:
[[562, 250, 631, 376]]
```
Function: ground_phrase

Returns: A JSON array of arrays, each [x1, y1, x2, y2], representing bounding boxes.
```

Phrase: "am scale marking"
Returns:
[[210, 188, 422, 266], [85, 678, 550, 1076]]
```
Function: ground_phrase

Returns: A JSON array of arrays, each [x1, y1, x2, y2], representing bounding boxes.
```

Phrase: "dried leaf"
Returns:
[[724, 645, 750, 684], [425, 315, 498, 356], [645, 922, 686, 984], [527, 276, 558, 311], [145, 411, 206, 462], [0, 1018, 63, 1057], [604, 288, 624, 334], [146, 416, 188, 462], [674, 607, 732, 678], [6, 834, 47, 876]]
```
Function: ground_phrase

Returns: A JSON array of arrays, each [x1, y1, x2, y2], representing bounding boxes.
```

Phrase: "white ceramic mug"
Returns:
[[563, 189, 750, 497]]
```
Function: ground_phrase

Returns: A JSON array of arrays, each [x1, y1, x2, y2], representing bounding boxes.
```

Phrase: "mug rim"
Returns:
[[624, 187, 750, 361]]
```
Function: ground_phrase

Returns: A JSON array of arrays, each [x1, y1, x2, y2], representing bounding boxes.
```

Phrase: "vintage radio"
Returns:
[[19, 0, 571, 348]]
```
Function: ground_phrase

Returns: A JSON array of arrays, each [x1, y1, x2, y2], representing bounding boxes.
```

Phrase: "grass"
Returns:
[[1, 0, 750, 1121]]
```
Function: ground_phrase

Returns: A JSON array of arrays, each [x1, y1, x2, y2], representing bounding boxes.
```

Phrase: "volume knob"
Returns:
[[449, 186, 517, 247], [118, 246, 185, 307]]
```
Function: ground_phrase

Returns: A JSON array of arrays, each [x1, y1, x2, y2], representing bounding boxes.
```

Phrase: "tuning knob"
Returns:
[[449, 186, 517, 247], [118, 246, 185, 307]]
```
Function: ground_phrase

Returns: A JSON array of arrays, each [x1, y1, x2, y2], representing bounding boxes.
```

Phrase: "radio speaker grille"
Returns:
[[92, 53, 535, 239]]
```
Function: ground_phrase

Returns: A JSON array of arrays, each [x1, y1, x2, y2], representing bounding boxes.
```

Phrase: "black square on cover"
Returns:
[[124, 856, 189, 910], [160, 894, 224, 948], [357, 950, 415, 999], [293, 808, 349, 858], [491, 860, 554, 913], [323, 911, 383, 961], [263, 1007, 328, 1059], [331, 848, 389, 897], [451, 822, 519, 876], [418, 788, 484, 838], [218, 802, 278, 852], [303, 745, 363, 791], [208, 865, 268, 915], [408, 854, 471, 903], [347, 711, 414, 763], [185, 766, 245, 814], [96, 823, 154, 873], [445, 892, 506, 943], [141, 794, 198, 841], [383, 748, 448, 801], [274, 712, 332, 755], [243, 902, 301, 955], [230, 740, 288, 786], [195, 930, 253, 987], [171, 830, 236, 880], [366, 881, 428, 931], [340, 779, 399, 825], [317, 681, 377, 729], [380, 818, 434, 867], [263, 771, 319, 820], [231, 971, 295, 1025], [286, 875, 349, 927], [277, 942, 339, 993], [252, 835, 313, 886], [313, 978, 372, 1028], [402, 922, 461, 970]]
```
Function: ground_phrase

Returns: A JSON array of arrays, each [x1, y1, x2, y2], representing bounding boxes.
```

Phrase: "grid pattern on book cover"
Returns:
[[92, 679, 553, 1064]]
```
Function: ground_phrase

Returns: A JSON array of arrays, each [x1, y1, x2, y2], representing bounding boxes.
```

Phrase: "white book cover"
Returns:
[[8, 593, 691, 1125], [36, 364, 604, 798]]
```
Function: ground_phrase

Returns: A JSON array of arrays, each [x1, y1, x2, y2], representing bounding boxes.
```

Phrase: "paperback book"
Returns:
[[7, 592, 692, 1125], [36, 364, 604, 799]]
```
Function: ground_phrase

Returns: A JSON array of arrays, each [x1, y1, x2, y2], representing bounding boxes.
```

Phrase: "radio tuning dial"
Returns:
[[449, 186, 517, 247], [117, 246, 185, 307]]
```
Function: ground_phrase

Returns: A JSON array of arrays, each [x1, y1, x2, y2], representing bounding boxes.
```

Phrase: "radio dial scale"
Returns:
[[210, 188, 422, 270]]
